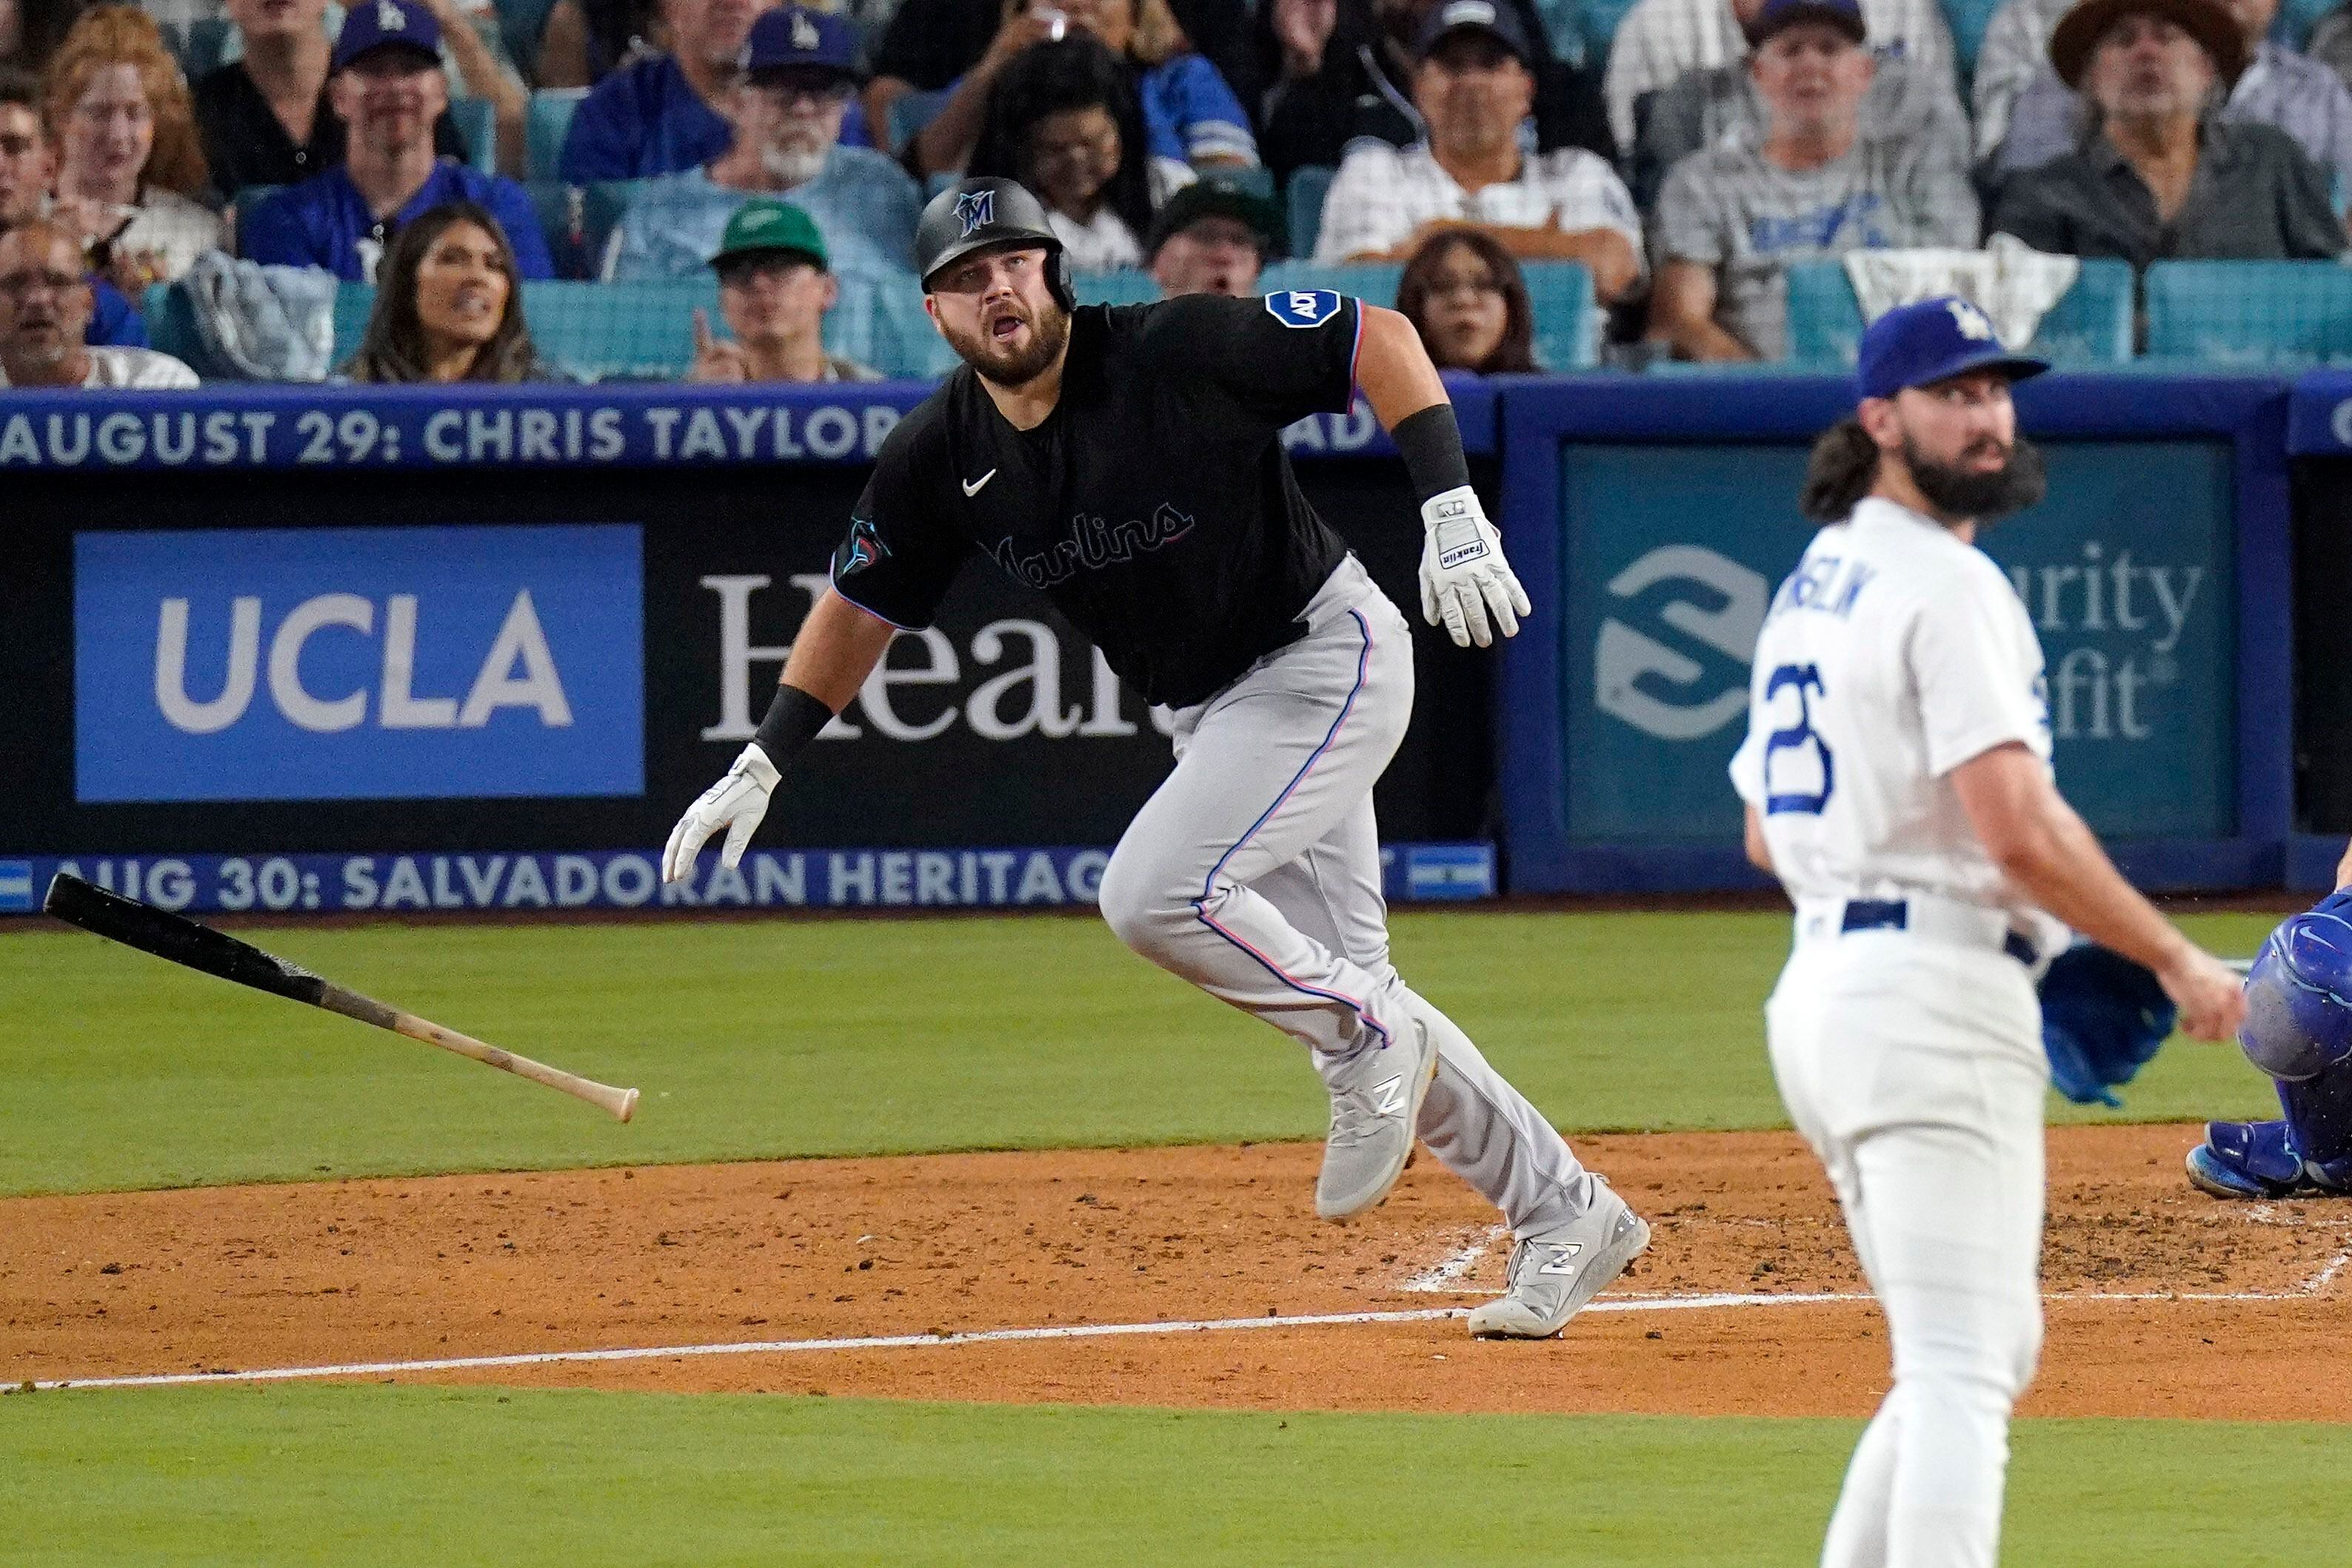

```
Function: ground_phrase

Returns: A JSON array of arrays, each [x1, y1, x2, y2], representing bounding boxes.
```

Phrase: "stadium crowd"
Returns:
[[1, 0, 2349, 383]]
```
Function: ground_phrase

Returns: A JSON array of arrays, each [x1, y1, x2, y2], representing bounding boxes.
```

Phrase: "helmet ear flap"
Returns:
[[1051, 247, 1073, 312]]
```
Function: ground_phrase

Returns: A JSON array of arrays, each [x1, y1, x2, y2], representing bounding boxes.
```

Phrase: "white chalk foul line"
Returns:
[[1400, 1224, 1508, 1293], [24, 1284, 2327, 1395], [19, 1291, 1890, 1393]]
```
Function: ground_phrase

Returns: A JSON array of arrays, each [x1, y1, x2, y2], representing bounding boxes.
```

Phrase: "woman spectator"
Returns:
[[968, 33, 1157, 270], [344, 198, 547, 382], [41, 6, 223, 292], [902, 0, 1255, 184], [1397, 227, 1537, 372]]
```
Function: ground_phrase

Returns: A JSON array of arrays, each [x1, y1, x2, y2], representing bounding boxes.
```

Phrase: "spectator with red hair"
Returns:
[[41, 5, 223, 293]]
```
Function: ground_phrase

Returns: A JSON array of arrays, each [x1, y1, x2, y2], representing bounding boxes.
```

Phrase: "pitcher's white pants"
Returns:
[[1096, 557, 1595, 1234], [1766, 928, 2048, 1568]]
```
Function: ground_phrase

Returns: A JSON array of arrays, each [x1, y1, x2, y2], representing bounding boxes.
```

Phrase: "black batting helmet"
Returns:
[[915, 177, 1072, 310]]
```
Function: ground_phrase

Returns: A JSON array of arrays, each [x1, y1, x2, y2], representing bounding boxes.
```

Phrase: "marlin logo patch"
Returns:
[[954, 190, 995, 238], [837, 515, 890, 577]]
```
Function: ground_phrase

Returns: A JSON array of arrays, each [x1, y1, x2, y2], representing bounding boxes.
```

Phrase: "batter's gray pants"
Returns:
[[1096, 557, 1597, 1235]]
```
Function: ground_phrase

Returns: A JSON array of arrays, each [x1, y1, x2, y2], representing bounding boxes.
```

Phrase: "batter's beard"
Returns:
[[943, 301, 1071, 388], [1902, 432, 2047, 523]]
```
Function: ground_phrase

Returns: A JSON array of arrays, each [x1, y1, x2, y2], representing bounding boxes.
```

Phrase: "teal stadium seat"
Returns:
[[524, 278, 717, 378], [333, 282, 376, 366], [331, 275, 954, 381], [1262, 258, 1598, 370], [1939, 0, 2003, 85], [141, 281, 207, 369], [1782, 258, 2134, 366], [1286, 166, 1334, 262], [527, 88, 588, 181], [1070, 269, 1165, 306], [448, 97, 498, 175], [2143, 260, 2352, 365]]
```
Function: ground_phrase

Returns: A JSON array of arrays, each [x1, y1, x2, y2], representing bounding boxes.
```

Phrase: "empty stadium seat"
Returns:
[[1286, 166, 1334, 262], [1782, 258, 2134, 366], [448, 97, 498, 175], [2144, 259, 2352, 365], [1071, 270, 1165, 306], [333, 282, 376, 365], [527, 87, 588, 181], [1940, 0, 2003, 84]]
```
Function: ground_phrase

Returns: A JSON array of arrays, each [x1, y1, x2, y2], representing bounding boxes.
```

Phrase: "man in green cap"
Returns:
[[1145, 171, 1286, 300], [686, 196, 883, 384]]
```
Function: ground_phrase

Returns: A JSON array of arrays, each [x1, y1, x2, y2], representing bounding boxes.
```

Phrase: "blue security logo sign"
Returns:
[[76, 525, 643, 802], [1594, 544, 1768, 741], [1265, 289, 1342, 329]]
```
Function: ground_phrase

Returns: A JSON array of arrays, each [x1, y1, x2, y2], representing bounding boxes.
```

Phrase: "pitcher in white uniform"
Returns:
[[1730, 298, 2245, 1568]]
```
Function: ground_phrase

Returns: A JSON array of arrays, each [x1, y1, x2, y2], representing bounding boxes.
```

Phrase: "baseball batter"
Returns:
[[664, 178, 1648, 1339], [1733, 298, 2245, 1567]]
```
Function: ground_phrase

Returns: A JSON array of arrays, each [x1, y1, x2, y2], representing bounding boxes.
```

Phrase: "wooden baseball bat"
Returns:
[[43, 873, 638, 1122]]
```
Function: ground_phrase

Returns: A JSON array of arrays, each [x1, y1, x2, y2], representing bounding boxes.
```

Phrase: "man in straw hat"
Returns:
[[1988, 0, 2342, 268]]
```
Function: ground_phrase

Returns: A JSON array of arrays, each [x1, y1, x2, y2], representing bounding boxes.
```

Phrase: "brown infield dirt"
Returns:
[[5, 1124, 2349, 1419]]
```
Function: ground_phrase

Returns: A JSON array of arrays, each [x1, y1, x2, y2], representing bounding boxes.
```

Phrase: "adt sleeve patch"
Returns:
[[1264, 289, 1343, 328]]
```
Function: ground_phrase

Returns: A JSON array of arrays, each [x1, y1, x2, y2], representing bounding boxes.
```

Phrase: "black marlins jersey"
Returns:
[[829, 289, 1363, 709]]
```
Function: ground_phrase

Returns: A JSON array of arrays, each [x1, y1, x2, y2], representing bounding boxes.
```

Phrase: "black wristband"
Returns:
[[751, 683, 835, 768], [1392, 403, 1472, 504]]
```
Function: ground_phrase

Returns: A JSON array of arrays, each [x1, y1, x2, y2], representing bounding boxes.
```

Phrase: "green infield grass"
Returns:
[[0, 909, 2288, 1196], [1, 1385, 2342, 1566]]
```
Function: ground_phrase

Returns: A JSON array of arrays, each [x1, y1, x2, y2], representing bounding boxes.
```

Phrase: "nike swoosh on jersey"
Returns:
[[961, 469, 997, 497]]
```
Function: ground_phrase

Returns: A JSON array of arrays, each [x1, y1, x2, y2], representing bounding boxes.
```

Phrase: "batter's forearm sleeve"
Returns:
[[751, 683, 835, 770], [1392, 403, 1473, 506]]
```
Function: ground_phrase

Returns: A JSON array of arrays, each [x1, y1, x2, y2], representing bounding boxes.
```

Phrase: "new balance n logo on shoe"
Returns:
[[1372, 1073, 1406, 1116], [1537, 1244, 1584, 1276]]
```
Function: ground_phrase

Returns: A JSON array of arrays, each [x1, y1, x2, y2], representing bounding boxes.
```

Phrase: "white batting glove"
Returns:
[[661, 743, 781, 883], [1417, 486, 1530, 649]]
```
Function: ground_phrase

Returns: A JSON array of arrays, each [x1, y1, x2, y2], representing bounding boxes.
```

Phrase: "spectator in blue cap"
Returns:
[[1649, 0, 1978, 361], [1798, 295, 2049, 524], [557, 0, 874, 181], [604, 5, 919, 280], [240, 0, 554, 281]]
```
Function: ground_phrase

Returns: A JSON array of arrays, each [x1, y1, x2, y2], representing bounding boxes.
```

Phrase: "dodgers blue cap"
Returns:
[[1417, 0, 1535, 64], [334, 0, 443, 70], [742, 5, 862, 78], [1856, 296, 2048, 400], [1745, 0, 1867, 44]]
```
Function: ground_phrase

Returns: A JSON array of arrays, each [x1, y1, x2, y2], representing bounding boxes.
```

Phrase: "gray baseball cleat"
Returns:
[[1468, 1183, 1651, 1339], [1314, 1012, 1439, 1222]]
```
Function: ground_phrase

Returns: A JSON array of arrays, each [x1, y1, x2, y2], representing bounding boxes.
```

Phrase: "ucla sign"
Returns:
[[75, 525, 644, 802]]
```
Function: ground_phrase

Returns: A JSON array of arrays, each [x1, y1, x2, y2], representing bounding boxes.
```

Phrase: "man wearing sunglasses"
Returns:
[[605, 6, 923, 282]]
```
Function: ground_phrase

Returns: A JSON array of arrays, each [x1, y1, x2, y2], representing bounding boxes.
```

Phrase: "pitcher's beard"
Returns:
[[1903, 432, 2047, 523]]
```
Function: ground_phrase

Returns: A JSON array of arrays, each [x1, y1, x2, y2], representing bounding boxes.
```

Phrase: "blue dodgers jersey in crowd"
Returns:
[[931, 53, 1256, 167], [87, 276, 148, 348], [558, 52, 871, 182], [241, 161, 557, 282], [1135, 54, 1256, 165], [604, 150, 922, 281]]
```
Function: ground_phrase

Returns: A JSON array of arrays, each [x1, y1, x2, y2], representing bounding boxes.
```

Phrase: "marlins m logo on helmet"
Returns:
[[954, 190, 995, 238]]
